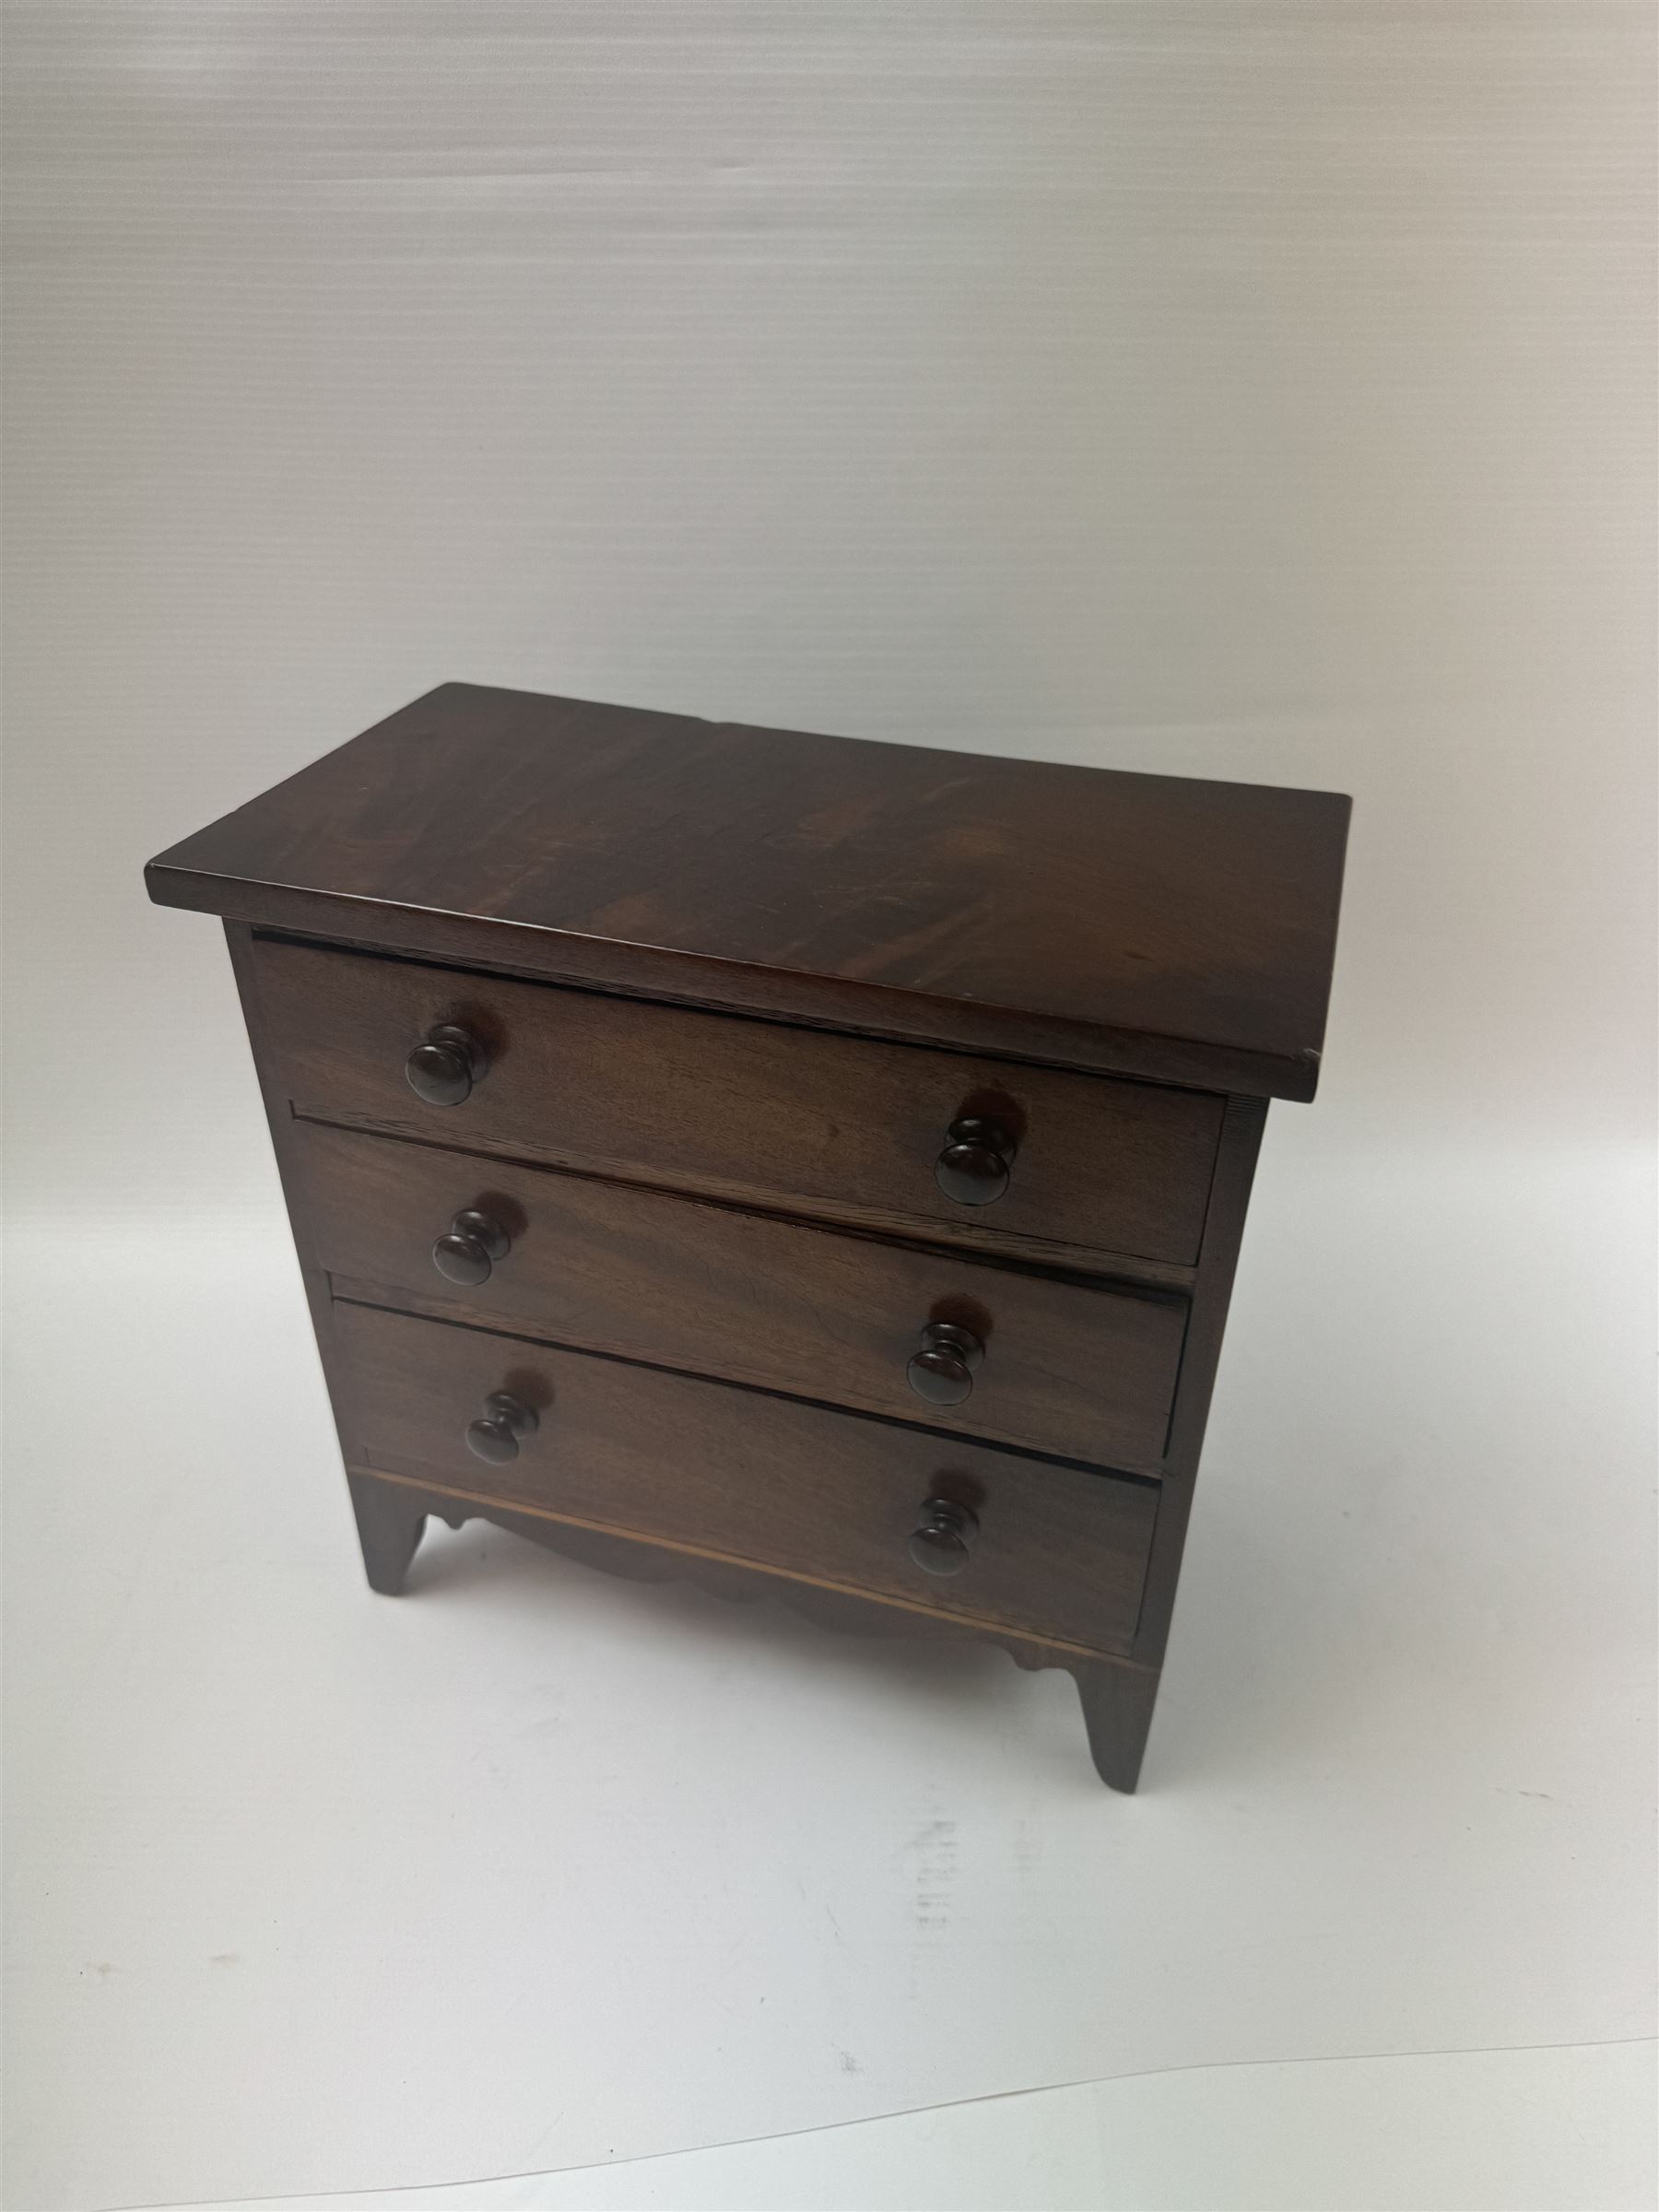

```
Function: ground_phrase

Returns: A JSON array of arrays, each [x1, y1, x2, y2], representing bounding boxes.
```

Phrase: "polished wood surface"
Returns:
[[1130, 1093, 1266, 1672], [343, 1468, 1159, 1788], [253, 935, 1222, 1277], [147, 682, 1350, 1099], [225, 916, 1184, 1783], [160, 673, 1348, 1790], [294, 1119, 1187, 1468], [334, 1300, 1159, 1659]]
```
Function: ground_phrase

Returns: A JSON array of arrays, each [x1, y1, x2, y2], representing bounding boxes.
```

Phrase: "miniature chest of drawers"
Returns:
[[147, 684, 1348, 1789]]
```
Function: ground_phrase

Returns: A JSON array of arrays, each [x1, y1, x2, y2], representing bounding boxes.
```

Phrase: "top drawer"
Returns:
[[248, 937, 1223, 1270]]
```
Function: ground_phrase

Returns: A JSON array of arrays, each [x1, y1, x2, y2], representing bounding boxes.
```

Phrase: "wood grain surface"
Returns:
[[254, 934, 1225, 1275], [334, 1300, 1160, 1658], [294, 1117, 1188, 1469], [6, 0, 1650, 2194], [345, 1467, 1162, 1786], [147, 683, 1350, 1100]]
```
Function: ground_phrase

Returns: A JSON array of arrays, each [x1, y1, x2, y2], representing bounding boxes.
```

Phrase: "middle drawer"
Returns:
[[294, 1121, 1186, 1471]]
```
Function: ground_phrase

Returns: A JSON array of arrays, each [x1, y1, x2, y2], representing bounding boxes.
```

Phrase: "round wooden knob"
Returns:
[[906, 1320, 985, 1407], [935, 1117, 1016, 1207], [465, 1390, 537, 1465], [432, 1208, 511, 1288], [907, 1498, 979, 1577], [406, 1024, 488, 1107]]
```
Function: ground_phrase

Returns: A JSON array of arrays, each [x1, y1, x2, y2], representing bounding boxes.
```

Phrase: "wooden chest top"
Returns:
[[145, 682, 1349, 1100]]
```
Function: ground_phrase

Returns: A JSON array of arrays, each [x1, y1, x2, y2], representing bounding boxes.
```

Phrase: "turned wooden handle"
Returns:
[[406, 1023, 488, 1106], [465, 1390, 537, 1465], [431, 1208, 512, 1288], [907, 1498, 979, 1577], [906, 1320, 985, 1408], [934, 1116, 1016, 1206]]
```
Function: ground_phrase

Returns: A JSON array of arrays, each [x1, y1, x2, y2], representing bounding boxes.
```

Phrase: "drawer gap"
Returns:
[[356, 1463, 1141, 1664], [251, 925, 1230, 1100], [295, 1108, 1198, 1295], [329, 1288, 1170, 1488]]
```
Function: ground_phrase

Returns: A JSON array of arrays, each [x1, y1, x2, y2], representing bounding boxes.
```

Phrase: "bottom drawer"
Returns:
[[334, 1303, 1159, 1658]]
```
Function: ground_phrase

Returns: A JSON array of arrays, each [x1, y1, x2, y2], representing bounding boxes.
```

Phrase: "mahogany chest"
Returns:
[[146, 684, 1348, 1788]]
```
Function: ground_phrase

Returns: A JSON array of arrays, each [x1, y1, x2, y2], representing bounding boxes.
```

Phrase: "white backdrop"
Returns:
[[5, 6, 1654, 2206]]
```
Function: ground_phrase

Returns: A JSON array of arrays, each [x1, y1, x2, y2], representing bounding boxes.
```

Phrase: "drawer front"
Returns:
[[333, 1303, 1159, 1658], [252, 936, 1222, 1271], [296, 1122, 1186, 1469]]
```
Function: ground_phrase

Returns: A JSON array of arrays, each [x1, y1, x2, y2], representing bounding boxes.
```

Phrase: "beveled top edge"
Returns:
[[146, 681, 1350, 1101]]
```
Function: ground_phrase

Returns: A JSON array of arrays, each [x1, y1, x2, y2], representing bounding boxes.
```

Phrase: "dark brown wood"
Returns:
[[159, 683, 1348, 1792], [346, 1469, 428, 1595], [465, 1390, 538, 1465], [344, 1468, 1155, 1786], [252, 934, 1224, 1278], [146, 683, 1350, 1100], [431, 1206, 511, 1286], [905, 1321, 986, 1411], [908, 1497, 980, 1577], [405, 1022, 488, 1106], [223, 924, 429, 1617], [1073, 1658, 1162, 1793], [935, 1116, 1018, 1206], [1131, 1094, 1268, 1671], [290, 1118, 1187, 1470], [331, 1300, 1160, 1660]]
